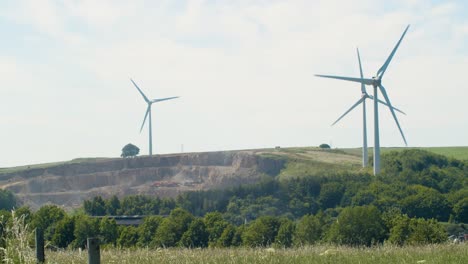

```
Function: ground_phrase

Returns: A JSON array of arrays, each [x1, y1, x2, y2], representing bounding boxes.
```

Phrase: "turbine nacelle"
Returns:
[[371, 76, 382, 87]]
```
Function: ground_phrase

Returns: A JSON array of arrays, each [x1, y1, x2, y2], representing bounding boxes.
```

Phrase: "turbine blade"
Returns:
[[140, 105, 150, 133], [152, 96, 179, 103], [130, 78, 150, 103], [368, 94, 406, 115], [332, 97, 365, 126], [378, 85, 408, 146], [357, 48, 365, 93], [377, 25, 410, 78], [315, 74, 373, 85]]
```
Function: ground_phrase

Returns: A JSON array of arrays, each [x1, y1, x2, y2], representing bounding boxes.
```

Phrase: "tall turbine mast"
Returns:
[[130, 79, 179, 156], [329, 48, 406, 168], [316, 25, 410, 175]]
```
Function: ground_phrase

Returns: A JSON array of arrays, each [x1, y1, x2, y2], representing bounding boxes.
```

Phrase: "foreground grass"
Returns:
[[44, 244, 468, 264]]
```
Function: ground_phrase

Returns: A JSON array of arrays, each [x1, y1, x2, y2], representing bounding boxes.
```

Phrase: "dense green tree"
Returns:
[[217, 224, 237, 247], [385, 211, 446, 245], [400, 186, 451, 221], [137, 215, 163, 247], [318, 182, 344, 209], [51, 216, 75, 248], [154, 208, 194, 247], [105, 195, 121, 215], [14, 206, 33, 224], [386, 213, 412, 246], [83, 196, 106, 216], [72, 214, 99, 248], [327, 206, 386, 246], [203, 212, 229, 247], [31, 205, 66, 241], [99, 217, 118, 246], [406, 218, 447, 245], [117, 226, 139, 248], [0, 190, 16, 211], [242, 216, 281, 247], [180, 218, 209, 248], [453, 197, 468, 223], [275, 219, 295, 248], [294, 212, 329, 245]]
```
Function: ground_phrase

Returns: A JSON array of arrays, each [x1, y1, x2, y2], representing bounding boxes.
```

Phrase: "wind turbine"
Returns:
[[316, 25, 410, 175], [130, 79, 179, 156], [331, 48, 406, 168]]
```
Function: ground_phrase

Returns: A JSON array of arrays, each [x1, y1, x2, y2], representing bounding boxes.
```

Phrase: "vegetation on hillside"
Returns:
[[0, 149, 465, 251]]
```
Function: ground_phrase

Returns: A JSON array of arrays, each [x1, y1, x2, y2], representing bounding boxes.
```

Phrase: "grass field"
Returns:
[[43, 244, 468, 264], [341, 146, 468, 161]]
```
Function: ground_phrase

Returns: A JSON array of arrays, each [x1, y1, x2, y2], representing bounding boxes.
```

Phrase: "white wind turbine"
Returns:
[[130, 79, 179, 156], [316, 25, 410, 175], [330, 48, 406, 168]]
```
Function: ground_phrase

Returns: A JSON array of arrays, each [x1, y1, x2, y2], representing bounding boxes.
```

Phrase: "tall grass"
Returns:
[[0, 211, 35, 264], [45, 244, 468, 264]]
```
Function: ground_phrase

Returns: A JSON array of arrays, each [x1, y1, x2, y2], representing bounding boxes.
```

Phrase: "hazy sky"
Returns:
[[1, 0, 467, 167]]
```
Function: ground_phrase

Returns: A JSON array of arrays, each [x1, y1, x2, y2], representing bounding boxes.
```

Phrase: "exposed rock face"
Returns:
[[0, 151, 285, 210]]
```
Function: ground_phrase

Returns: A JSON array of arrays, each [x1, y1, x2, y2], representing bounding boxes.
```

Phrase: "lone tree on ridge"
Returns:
[[121, 143, 140, 158]]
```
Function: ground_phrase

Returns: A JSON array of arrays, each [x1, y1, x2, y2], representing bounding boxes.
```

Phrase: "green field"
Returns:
[[341, 146, 468, 161], [43, 244, 468, 264]]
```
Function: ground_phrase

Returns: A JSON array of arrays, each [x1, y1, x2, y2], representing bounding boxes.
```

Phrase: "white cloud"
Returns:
[[1, 0, 467, 166]]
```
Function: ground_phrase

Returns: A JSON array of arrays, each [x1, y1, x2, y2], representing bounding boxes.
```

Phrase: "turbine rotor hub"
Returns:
[[371, 76, 381, 87]]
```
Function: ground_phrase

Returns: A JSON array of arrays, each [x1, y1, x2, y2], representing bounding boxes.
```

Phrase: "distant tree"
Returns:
[[453, 197, 468, 223], [121, 143, 140, 158], [72, 214, 99, 248], [84, 196, 106, 216], [319, 144, 331, 149], [0, 190, 16, 211], [137, 215, 164, 247], [326, 206, 386, 246], [14, 206, 33, 224], [31, 205, 66, 241], [203, 212, 229, 247], [294, 212, 329, 245], [242, 216, 281, 247], [99, 217, 118, 246], [318, 182, 344, 209], [154, 208, 194, 247], [217, 224, 237, 247], [400, 186, 451, 221], [180, 218, 209, 248], [387, 214, 447, 245], [275, 219, 295, 248], [105, 195, 121, 215], [51, 216, 75, 248], [117, 226, 139, 248]]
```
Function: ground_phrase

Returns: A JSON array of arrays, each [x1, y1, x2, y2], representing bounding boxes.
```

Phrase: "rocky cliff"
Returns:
[[0, 150, 286, 209]]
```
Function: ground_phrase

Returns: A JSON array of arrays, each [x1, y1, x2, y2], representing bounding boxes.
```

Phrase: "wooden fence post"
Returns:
[[87, 237, 100, 264], [35, 228, 45, 263]]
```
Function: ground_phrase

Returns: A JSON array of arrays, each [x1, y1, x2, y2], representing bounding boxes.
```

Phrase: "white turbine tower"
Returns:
[[130, 79, 179, 156], [330, 48, 406, 168], [316, 25, 410, 175]]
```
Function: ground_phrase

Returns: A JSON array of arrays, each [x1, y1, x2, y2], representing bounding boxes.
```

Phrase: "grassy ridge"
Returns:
[[46, 245, 468, 264], [1, 146, 466, 175]]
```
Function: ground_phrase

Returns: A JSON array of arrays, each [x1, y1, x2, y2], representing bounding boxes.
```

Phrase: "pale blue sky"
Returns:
[[1, 0, 467, 167]]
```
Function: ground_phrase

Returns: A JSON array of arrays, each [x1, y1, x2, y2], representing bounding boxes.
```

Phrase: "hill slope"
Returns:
[[0, 146, 466, 210]]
